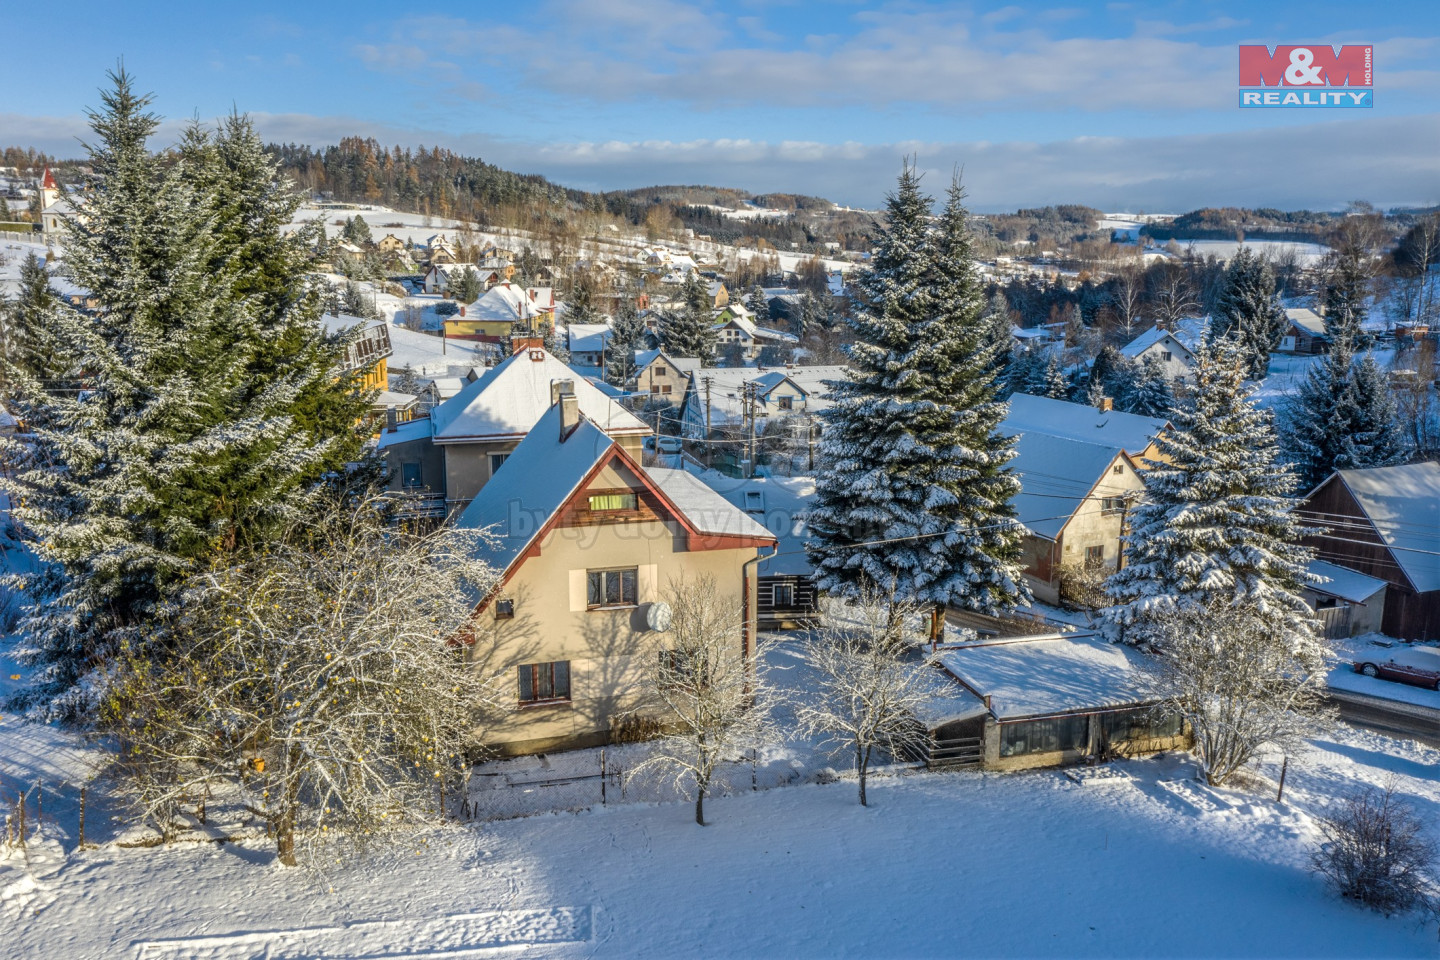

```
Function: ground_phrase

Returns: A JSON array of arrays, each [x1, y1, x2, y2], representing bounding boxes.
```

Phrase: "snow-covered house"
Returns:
[[401, 342, 651, 509], [426, 235, 458, 264], [634, 350, 700, 399], [1298, 462, 1440, 640], [680, 365, 845, 437], [1278, 308, 1329, 355], [924, 633, 1189, 771], [1002, 394, 1170, 466], [320, 313, 393, 393], [702, 472, 819, 628], [455, 396, 775, 756], [565, 323, 612, 367], [1003, 430, 1146, 605], [1119, 326, 1197, 380], [377, 233, 405, 255], [446, 282, 543, 342]]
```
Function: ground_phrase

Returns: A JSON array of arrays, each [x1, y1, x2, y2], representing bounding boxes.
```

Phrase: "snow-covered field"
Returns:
[[1176, 240, 1331, 267], [5, 722, 1437, 959]]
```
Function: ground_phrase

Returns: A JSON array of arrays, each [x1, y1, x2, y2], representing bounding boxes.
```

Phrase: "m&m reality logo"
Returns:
[[1238, 45, 1373, 108]]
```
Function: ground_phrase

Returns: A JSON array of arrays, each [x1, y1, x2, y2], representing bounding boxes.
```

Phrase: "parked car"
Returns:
[[1353, 645, 1440, 690]]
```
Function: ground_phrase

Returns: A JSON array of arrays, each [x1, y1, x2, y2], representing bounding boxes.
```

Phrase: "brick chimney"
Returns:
[[1099, 397, 1114, 413], [513, 337, 545, 356]]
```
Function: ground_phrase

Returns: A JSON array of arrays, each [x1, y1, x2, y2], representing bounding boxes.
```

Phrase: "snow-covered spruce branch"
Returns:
[[103, 496, 504, 866]]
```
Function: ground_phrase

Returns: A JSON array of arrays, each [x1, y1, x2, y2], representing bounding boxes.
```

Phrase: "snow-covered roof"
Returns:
[[1307, 559, 1388, 604], [1286, 308, 1327, 338], [1120, 326, 1193, 361], [698, 472, 816, 576], [644, 468, 774, 541], [455, 411, 772, 577], [455, 406, 616, 574], [374, 416, 434, 450], [635, 349, 701, 375], [1333, 462, 1440, 593], [687, 365, 848, 419], [431, 347, 649, 442], [566, 323, 612, 353], [937, 634, 1159, 720], [1008, 432, 1128, 540], [1002, 394, 1167, 457], [464, 282, 539, 325]]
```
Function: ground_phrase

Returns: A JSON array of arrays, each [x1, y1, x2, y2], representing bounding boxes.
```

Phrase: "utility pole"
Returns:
[[702, 375, 714, 468], [744, 381, 758, 478]]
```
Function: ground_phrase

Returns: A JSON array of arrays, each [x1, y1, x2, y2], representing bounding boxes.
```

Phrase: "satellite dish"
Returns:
[[647, 601, 673, 632]]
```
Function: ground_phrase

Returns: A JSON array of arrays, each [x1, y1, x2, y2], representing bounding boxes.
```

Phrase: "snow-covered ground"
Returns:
[[1176, 239, 1331, 267], [5, 721, 1437, 958]]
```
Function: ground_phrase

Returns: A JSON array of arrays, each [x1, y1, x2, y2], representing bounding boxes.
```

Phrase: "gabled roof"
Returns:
[[463, 282, 541, 325], [701, 472, 816, 576], [1331, 462, 1440, 593], [1286, 307, 1328, 338], [1002, 394, 1167, 458], [566, 323, 612, 353], [455, 407, 616, 574], [455, 407, 772, 580], [1120, 326, 1194, 361], [1008, 432, 1129, 540], [750, 371, 809, 399], [431, 347, 649, 442], [634, 349, 701, 374], [646, 468, 773, 541]]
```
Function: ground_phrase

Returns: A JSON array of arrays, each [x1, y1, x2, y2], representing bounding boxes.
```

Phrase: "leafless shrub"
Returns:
[[103, 496, 505, 866], [1311, 779, 1438, 916], [625, 575, 775, 825], [796, 591, 934, 806]]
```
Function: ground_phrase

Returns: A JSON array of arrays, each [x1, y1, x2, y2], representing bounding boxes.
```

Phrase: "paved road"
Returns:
[[1326, 688, 1440, 748]]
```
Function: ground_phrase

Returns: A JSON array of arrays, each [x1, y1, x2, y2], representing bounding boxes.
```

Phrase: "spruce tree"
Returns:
[[1103, 337, 1317, 650], [565, 280, 601, 327], [1, 72, 370, 718], [1042, 355, 1069, 398], [1210, 248, 1286, 379], [806, 170, 1027, 614], [1, 252, 62, 394], [745, 284, 769, 319], [1323, 248, 1372, 346], [658, 273, 716, 361], [605, 302, 646, 386], [1122, 355, 1173, 417], [448, 266, 483, 304], [1283, 332, 1406, 491]]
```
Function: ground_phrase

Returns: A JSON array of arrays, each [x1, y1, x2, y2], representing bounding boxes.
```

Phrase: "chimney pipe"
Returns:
[[385, 407, 398, 433], [559, 394, 580, 441], [550, 379, 575, 407]]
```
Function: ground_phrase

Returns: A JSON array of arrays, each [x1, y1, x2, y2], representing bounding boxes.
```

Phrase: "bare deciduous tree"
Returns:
[[1311, 778, 1438, 916], [1150, 600, 1331, 786], [104, 497, 505, 866], [626, 576, 775, 825], [797, 594, 935, 806]]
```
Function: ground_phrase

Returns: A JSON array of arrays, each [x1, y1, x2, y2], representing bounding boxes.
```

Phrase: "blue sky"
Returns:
[[3, 0, 1437, 210]]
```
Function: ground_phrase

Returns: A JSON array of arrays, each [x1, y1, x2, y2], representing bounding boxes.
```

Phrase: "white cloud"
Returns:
[[5, 110, 1434, 212]]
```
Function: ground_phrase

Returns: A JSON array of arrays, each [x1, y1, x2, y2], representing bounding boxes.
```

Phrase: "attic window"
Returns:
[[589, 493, 638, 512], [1112, 464, 1124, 475], [494, 598, 515, 620]]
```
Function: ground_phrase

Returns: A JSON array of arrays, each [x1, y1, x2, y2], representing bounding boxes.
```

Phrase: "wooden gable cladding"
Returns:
[[1299, 477, 1399, 588], [557, 484, 669, 530]]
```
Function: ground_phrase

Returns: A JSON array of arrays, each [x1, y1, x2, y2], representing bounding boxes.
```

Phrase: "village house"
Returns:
[[445, 282, 551, 342], [1278, 307, 1329, 355], [1297, 462, 1440, 640], [426, 234, 458, 264], [1119, 326, 1197, 380], [1003, 427, 1146, 605], [376, 233, 405, 255], [456, 395, 775, 756], [633, 350, 700, 400], [565, 323, 613, 368], [380, 342, 651, 510], [1002, 394, 1170, 466], [680, 364, 846, 437]]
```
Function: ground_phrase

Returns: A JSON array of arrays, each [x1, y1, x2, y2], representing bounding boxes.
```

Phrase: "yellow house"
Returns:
[[445, 281, 538, 342], [458, 394, 776, 756], [377, 233, 405, 254], [323, 314, 392, 391]]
